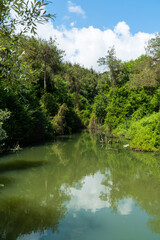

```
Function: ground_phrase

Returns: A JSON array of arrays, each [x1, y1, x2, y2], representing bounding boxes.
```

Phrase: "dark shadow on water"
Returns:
[[0, 160, 48, 172], [0, 176, 14, 185]]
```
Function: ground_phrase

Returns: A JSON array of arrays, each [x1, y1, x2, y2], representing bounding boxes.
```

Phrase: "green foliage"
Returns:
[[96, 45, 160, 151], [41, 93, 59, 117], [127, 55, 158, 88], [80, 108, 92, 126], [0, 13, 160, 153], [0, 109, 10, 146], [78, 95, 92, 126], [64, 63, 98, 109], [29, 108, 52, 143], [98, 46, 122, 88], [53, 75, 72, 106], [88, 114, 97, 130], [150, 88, 160, 111], [103, 86, 159, 131], [1, 93, 51, 146], [52, 104, 82, 135], [52, 104, 68, 135], [126, 113, 160, 151], [94, 93, 107, 124], [0, 0, 55, 34], [146, 33, 160, 63]]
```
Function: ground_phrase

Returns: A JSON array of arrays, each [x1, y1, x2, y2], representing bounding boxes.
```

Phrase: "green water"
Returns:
[[0, 131, 160, 240]]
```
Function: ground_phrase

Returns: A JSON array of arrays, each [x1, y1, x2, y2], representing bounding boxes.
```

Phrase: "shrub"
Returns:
[[126, 112, 160, 151]]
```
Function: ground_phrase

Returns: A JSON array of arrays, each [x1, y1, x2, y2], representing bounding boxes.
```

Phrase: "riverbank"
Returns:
[[89, 111, 160, 152]]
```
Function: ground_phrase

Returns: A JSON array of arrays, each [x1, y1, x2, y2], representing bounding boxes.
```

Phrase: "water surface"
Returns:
[[0, 131, 160, 240]]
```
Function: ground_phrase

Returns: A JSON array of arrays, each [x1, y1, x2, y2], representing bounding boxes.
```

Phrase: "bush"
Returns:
[[126, 112, 160, 151]]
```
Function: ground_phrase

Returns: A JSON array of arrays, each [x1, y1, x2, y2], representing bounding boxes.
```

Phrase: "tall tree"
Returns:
[[146, 33, 160, 63], [146, 33, 160, 84], [38, 38, 64, 91], [98, 46, 121, 88], [0, 0, 55, 92]]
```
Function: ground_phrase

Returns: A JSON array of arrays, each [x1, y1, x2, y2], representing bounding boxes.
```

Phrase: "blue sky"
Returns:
[[35, 0, 158, 71], [47, 0, 159, 34]]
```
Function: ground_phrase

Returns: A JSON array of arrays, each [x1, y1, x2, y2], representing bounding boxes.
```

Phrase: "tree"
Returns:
[[146, 33, 160, 63], [0, 1, 56, 149], [65, 64, 83, 110], [94, 93, 107, 124], [146, 33, 160, 84], [98, 46, 122, 88], [128, 55, 157, 88], [38, 38, 64, 91], [22, 37, 64, 91], [0, 0, 55, 93], [0, 0, 55, 34]]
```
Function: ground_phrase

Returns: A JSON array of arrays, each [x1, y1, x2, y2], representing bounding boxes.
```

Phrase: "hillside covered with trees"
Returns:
[[0, 0, 160, 152]]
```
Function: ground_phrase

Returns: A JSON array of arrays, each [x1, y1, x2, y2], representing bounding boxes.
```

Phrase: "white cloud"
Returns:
[[118, 199, 133, 215], [68, 1, 85, 17], [114, 21, 130, 36], [63, 172, 133, 215], [66, 172, 110, 213], [34, 21, 155, 72]]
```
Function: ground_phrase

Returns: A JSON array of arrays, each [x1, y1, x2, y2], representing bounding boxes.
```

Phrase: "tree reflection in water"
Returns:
[[0, 131, 160, 239]]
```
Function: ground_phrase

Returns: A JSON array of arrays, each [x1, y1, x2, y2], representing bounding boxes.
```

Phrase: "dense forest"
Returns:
[[0, 0, 160, 152]]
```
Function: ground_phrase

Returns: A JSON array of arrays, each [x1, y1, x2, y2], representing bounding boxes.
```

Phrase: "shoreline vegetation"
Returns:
[[0, 1, 160, 153]]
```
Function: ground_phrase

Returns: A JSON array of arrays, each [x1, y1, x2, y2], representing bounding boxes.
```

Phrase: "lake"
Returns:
[[0, 131, 160, 240]]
